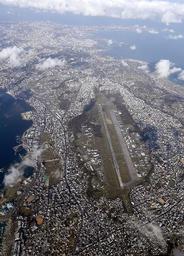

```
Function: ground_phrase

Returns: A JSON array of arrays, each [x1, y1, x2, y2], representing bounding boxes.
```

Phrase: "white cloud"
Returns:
[[4, 166, 22, 187], [132, 221, 167, 250], [143, 224, 166, 248], [156, 59, 171, 78], [136, 28, 143, 34], [135, 26, 159, 35], [170, 66, 182, 74], [4, 146, 44, 186], [155, 59, 181, 78], [148, 29, 159, 34], [36, 57, 65, 71], [161, 10, 182, 25], [130, 45, 136, 51], [168, 34, 184, 40], [138, 63, 149, 73], [0, 46, 24, 67], [1, 0, 184, 24], [119, 42, 126, 47], [107, 39, 113, 46], [178, 71, 184, 80], [163, 28, 175, 33], [121, 60, 129, 67]]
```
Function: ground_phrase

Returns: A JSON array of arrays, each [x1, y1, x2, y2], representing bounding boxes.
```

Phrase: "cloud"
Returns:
[[161, 10, 182, 25], [155, 59, 181, 78], [130, 45, 136, 51], [107, 39, 113, 46], [135, 26, 159, 35], [4, 146, 44, 186], [156, 60, 184, 81], [131, 221, 167, 251], [136, 28, 143, 34], [178, 71, 184, 80], [168, 34, 184, 40], [170, 66, 182, 74], [0, 46, 24, 67], [121, 60, 129, 67], [142, 223, 166, 248], [36, 57, 65, 71], [4, 166, 22, 187], [138, 63, 149, 73], [1, 0, 184, 24], [148, 29, 159, 34], [155, 60, 171, 78], [163, 28, 175, 33]]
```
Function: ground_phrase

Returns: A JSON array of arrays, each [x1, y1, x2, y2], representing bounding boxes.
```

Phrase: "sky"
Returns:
[[0, 0, 184, 25]]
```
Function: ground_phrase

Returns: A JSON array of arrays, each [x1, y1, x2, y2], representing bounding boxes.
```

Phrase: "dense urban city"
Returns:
[[0, 22, 183, 256]]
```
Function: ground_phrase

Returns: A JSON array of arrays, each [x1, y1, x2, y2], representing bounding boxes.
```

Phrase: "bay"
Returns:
[[0, 89, 32, 188]]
